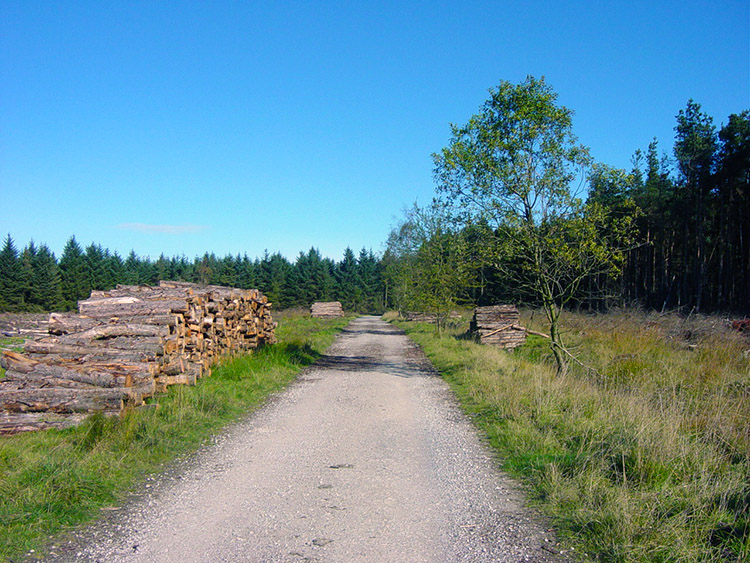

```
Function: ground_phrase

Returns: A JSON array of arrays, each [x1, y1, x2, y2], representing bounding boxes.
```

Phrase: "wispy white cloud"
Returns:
[[116, 223, 208, 235]]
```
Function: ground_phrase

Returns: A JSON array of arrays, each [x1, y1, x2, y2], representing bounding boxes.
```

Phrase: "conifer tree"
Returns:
[[59, 236, 90, 309], [0, 234, 24, 311], [335, 247, 361, 310], [30, 244, 63, 310]]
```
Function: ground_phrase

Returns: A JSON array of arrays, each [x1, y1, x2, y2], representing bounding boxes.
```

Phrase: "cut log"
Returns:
[[0, 412, 90, 434], [75, 323, 170, 340], [24, 340, 161, 360], [78, 299, 189, 317], [1, 350, 39, 372], [48, 313, 102, 335], [26, 337, 164, 356], [0, 387, 140, 413], [3, 363, 156, 389]]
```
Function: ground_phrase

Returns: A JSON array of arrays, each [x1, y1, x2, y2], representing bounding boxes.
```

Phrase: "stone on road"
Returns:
[[58, 316, 569, 562]]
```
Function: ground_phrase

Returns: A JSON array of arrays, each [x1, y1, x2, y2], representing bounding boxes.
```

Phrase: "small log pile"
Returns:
[[310, 301, 344, 318], [404, 312, 437, 322], [470, 305, 527, 349], [0, 281, 275, 434], [403, 311, 461, 323]]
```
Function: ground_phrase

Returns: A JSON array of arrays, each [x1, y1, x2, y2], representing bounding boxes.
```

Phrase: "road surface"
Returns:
[[48, 316, 570, 562]]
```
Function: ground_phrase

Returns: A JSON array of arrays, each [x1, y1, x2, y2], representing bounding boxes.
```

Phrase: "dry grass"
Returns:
[[397, 309, 750, 562]]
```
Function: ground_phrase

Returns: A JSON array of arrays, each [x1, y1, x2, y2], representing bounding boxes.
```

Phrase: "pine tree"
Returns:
[[30, 244, 64, 310], [335, 247, 361, 310], [59, 236, 90, 309], [19, 241, 37, 309], [0, 234, 24, 311]]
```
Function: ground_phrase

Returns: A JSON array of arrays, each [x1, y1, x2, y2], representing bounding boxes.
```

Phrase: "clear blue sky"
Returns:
[[1, 1, 748, 262]]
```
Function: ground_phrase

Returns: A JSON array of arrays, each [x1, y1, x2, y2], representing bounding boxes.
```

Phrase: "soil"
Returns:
[[42, 316, 573, 562]]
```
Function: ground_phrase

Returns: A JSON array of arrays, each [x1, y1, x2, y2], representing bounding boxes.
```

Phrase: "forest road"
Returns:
[[49, 316, 570, 562]]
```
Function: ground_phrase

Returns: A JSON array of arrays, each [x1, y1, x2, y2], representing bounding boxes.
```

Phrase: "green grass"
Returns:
[[0, 312, 351, 562], [395, 310, 749, 562]]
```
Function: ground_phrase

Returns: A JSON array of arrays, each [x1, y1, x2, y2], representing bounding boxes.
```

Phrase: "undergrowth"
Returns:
[[396, 309, 749, 562], [0, 312, 351, 562]]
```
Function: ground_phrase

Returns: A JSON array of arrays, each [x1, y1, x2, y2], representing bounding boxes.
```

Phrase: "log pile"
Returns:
[[403, 311, 461, 323], [470, 305, 527, 349], [0, 281, 275, 434], [310, 301, 344, 318]]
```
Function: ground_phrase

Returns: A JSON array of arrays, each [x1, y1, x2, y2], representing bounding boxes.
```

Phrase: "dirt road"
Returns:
[[51, 316, 569, 562]]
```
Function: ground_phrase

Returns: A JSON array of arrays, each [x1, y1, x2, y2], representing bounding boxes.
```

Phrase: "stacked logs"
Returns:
[[470, 305, 527, 349], [310, 301, 344, 318], [403, 311, 461, 323], [0, 281, 275, 434]]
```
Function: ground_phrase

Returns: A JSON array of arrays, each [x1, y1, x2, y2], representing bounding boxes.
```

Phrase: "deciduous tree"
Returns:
[[433, 76, 631, 373]]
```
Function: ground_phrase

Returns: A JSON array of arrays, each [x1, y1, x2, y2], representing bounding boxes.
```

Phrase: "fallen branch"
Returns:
[[517, 325, 550, 339]]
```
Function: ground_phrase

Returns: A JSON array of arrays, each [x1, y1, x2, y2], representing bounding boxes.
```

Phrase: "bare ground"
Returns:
[[44, 316, 572, 562]]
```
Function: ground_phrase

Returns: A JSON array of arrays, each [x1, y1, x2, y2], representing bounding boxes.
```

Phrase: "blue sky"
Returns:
[[1, 1, 748, 262]]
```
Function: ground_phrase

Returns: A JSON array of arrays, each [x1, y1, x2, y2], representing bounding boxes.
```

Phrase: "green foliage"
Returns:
[[432, 76, 632, 372], [0, 313, 350, 561], [383, 202, 473, 330], [30, 244, 64, 311], [59, 236, 89, 309]]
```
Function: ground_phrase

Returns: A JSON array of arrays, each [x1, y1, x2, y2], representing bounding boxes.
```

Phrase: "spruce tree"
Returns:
[[0, 234, 24, 311], [19, 241, 36, 309], [31, 244, 64, 310], [335, 247, 362, 311], [59, 236, 90, 309]]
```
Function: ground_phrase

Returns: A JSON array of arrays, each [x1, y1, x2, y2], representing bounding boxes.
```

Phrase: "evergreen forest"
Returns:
[[0, 238, 384, 314]]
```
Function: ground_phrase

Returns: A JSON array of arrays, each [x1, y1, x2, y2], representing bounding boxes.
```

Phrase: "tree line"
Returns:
[[608, 103, 749, 314], [0, 236, 385, 314], [381, 76, 748, 373]]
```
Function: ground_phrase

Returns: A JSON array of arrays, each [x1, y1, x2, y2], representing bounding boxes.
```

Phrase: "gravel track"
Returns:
[[47, 316, 571, 562]]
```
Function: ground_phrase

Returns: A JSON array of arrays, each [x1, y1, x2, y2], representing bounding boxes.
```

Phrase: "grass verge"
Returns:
[[0, 312, 351, 562], [395, 310, 749, 562]]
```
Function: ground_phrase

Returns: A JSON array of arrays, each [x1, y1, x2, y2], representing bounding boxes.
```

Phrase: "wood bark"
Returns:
[[78, 299, 190, 317], [0, 412, 90, 434], [0, 387, 138, 413]]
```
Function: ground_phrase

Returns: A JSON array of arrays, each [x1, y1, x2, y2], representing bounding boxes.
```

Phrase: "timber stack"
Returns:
[[0, 281, 275, 434], [403, 311, 461, 323], [310, 301, 344, 318], [404, 312, 437, 322], [470, 305, 527, 349]]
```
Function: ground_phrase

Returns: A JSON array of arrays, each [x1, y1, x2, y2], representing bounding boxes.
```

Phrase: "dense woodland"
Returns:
[[0, 93, 747, 318]]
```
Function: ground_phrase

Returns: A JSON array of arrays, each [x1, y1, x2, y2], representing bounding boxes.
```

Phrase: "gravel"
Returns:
[[44, 316, 573, 562]]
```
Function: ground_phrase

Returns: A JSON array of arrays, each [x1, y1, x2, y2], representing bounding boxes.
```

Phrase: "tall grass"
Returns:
[[397, 310, 749, 562], [0, 313, 351, 562]]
